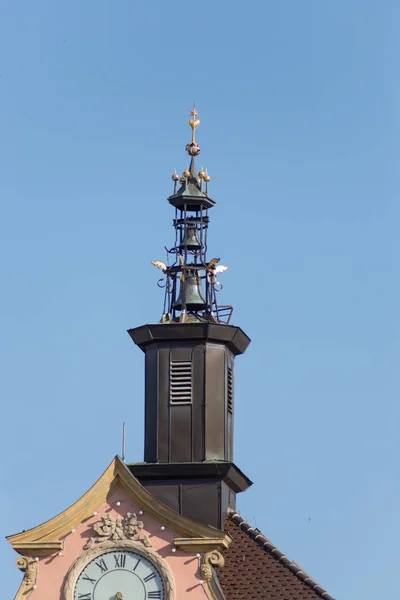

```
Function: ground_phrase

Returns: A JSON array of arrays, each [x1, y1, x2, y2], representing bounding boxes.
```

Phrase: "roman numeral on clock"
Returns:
[[82, 574, 96, 585], [147, 592, 161, 598], [78, 594, 91, 599], [133, 558, 141, 571], [95, 558, 108, 573], [144, 572, 156, 583], [114, 554, 126, 568]]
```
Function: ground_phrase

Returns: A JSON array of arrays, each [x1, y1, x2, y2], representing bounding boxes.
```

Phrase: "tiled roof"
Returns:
[[217, 509, 334, 600]]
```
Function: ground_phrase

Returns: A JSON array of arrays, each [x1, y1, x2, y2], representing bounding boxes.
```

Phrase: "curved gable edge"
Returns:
[[7, 456, 231, 557]]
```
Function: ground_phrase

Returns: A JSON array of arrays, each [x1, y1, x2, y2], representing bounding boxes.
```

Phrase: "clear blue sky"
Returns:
[[0, 1, 398, 598]]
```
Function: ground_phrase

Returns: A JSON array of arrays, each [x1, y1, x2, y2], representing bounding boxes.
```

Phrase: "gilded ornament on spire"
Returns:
[[186, 106, 201, 156], [188, 108, 200, 140]]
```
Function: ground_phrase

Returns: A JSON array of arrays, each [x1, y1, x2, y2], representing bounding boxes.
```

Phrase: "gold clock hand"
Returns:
[[116, 593, 123, 600]]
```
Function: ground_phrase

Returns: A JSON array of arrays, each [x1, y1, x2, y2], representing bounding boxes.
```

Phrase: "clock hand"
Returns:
[[116, 594, 123, 600]]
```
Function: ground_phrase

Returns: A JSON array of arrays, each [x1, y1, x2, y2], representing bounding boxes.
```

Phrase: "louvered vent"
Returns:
[[227, 366, 233, 414], [170, 361, 192, 403]]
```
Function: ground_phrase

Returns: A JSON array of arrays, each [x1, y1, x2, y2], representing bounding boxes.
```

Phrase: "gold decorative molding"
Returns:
[[7, 457, 229, 556], [14, 556, 37, 599], [61, 540, 174, 600], [11, 541, 63, 557], [201, 551, 226, 600], [201, 550, 224, 581], [173, 536, 232, 553], [206, 572, 227, 600]]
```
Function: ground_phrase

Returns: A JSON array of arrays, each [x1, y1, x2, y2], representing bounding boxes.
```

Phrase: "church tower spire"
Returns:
[[128, 109, 252, 529], [151, 107, 229, 325]]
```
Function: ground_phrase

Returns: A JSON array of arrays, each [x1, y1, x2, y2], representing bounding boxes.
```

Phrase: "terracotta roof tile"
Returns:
[[216, 509, 334, 600]]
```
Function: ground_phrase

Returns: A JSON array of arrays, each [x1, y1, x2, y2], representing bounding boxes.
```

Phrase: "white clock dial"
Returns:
[[74, 550, 164, 600]]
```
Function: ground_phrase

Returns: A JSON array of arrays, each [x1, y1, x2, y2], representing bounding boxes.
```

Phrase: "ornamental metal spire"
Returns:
[[186, 107, 201, 156], [151, 108, 232, 325]]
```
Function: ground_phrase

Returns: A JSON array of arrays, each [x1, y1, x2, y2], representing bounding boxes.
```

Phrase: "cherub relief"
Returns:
[[84, 512, 151, 549]]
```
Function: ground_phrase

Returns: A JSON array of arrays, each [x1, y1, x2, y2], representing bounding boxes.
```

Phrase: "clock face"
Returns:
[[74, 550, 165, 600]]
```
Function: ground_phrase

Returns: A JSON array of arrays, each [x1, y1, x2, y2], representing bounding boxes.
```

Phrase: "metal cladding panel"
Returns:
[[205, 344, 226, 460], [157, 347, 170, 462], [167, 194, 216, 211], [137, 326, 250, 478], [128, 323, 251, 356], [227, 410, 233, 460], [228, 486, 237, 512], [182, 481, 221, 528], [129, 461, 252, 493], [130, 462, 251, 529], [192, 345, 205, 461], [170, 404, 192, 462], [226, 352, 234, 461], [170, 346, 193, 362], [144, 347, 158, 463], [221, 482, 234, 525], [137, 478, 222, 528], [141, 483, 180, 514], [169, 346, 194, 462]]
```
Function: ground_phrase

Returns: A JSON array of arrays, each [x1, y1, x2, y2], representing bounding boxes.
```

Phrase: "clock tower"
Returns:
[[7, 109, 335, 600]]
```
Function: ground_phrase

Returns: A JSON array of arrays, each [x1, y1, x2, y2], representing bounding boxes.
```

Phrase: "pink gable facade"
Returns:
[[8, 458, 229, 600], [33, 488, 206, 600]]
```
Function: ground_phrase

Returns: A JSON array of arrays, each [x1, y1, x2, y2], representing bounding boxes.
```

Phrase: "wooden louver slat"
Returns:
[[170, 361, 192, 403], [227, 367, 233, 414]]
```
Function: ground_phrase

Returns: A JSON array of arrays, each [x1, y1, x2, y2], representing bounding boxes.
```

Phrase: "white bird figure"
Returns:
[[214, 265, 228, 275], [209, 264, 228, 285]]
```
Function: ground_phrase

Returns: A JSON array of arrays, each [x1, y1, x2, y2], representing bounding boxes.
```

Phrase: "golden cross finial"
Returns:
[[188, 106, 200, 144]]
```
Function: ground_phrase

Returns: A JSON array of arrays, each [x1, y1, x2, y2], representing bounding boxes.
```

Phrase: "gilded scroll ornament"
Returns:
[[15, 556, 38, 597], [201, 550, 225, 582]]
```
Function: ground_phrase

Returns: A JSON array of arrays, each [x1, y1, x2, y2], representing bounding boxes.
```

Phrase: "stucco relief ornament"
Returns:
[[201, 550, 225, 582], [15, 556, 38, 595], [83, 512, 152, 549]]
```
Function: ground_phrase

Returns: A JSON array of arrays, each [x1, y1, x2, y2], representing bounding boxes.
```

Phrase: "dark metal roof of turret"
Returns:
[[168, 157, 215, 209]]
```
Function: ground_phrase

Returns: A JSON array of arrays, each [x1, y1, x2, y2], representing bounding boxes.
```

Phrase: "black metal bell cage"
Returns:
[[156, 161, 233, 325]]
